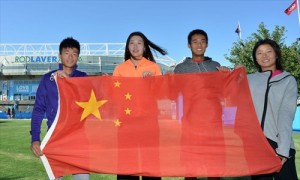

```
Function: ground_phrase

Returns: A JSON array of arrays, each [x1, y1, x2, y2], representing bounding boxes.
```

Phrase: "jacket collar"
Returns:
[[185, 56, 212, 62]]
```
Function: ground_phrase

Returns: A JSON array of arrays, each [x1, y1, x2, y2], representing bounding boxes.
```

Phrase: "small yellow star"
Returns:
[[124, 93, 132, 100], [114, 81, 121, 88], [114, 119, 122, 127], [75, 90, 108, 121], [124, 108, 131, 115]]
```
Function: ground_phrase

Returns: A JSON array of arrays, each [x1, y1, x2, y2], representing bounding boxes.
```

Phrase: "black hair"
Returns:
[[188, 29, 208, 45], [124, 32, 167, 62], [59, 37, 80, 55], [252, 39, 283, 72]]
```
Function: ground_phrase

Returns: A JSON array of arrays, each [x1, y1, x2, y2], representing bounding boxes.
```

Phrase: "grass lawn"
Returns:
[[0, 120, 299, 180]]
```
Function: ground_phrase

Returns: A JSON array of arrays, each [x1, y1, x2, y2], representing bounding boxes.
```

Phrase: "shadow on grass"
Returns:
[[0, 120, 10, 124], [0, 175, 26, 179]]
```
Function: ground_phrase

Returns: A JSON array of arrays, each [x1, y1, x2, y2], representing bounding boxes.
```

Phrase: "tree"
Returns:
[[225, 22, 300, 94]]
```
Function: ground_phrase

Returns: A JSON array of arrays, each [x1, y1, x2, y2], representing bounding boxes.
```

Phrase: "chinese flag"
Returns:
[[40, 68, 281, 179], [285, 0, 298, 15]]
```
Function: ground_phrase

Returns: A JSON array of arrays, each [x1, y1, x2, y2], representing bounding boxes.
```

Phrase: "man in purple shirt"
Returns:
[[30, 37, 89, 180]]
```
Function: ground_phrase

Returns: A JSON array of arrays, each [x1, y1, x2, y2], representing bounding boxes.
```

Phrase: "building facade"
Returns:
[[0, 43, 176, 116]]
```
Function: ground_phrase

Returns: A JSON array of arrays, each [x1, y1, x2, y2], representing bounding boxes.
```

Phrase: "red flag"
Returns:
[[40, 68, 281, 179], [285, 0, 298, 15]]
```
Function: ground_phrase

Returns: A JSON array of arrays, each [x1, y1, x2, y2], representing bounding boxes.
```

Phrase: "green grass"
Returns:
[[0, 120, 299, 180]]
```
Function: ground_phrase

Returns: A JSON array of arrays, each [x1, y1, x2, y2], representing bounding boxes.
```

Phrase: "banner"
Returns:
[[40, 68, 281, 179]]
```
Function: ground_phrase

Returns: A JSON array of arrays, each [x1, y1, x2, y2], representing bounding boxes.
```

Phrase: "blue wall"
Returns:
[[293, 107, 300, 131]]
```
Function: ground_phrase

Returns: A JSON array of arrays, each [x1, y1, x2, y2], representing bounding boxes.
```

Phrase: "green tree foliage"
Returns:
[[225, 22, 300, 94]]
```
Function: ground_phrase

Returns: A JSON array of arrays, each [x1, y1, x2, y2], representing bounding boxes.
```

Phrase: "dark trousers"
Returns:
[[117, 175, 161, 180], [251, 139, 298, 180]]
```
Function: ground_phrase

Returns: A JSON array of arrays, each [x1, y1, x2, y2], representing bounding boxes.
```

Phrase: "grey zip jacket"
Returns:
[[247, 70, 298, 158], [174, 57, 220, 73]]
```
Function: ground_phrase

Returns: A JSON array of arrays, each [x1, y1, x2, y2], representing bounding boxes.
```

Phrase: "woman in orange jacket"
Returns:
[[113, 31, 167, 180]]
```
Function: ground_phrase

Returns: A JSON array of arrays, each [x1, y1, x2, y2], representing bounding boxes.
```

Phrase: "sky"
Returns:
[[0, 0, 299, 67]]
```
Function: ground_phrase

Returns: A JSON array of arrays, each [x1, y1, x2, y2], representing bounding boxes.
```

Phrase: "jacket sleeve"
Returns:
[[276, 77, 298, 157], [30, 76, 47, 143]]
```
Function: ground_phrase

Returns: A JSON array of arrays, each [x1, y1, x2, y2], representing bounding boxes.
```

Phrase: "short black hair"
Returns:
[[188, 29, 208, 44], [59, 37, 80, 55]]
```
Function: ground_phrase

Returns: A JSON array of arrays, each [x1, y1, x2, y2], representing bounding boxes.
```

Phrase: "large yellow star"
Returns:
[[75, 90, 108, 121]]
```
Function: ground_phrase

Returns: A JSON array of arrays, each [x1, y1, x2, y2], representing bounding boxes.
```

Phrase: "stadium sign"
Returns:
[[12, 56, 83, 63], [15, 56, 58, 63]]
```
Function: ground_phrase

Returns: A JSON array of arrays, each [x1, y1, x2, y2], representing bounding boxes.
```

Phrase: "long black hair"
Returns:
[[252, 39, 283, 72], [124, 31, 167, 62]]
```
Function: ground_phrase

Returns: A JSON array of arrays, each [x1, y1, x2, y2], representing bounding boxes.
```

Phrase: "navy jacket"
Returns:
[[30, 64, 86, 143]]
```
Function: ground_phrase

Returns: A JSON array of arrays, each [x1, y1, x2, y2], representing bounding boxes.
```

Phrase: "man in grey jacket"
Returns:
[[174, 29, 227, 74], [173, 29, 228, 180]]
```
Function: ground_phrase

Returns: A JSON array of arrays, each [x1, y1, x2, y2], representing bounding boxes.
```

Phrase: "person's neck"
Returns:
[[130, 57, 143, 66], [261, 67, 276, 72], [63, 67, 73, 75]]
